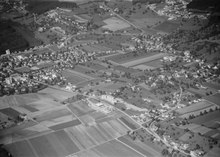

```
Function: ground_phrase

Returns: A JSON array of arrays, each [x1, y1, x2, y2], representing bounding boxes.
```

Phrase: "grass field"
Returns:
[[102, 17, 131, 32]]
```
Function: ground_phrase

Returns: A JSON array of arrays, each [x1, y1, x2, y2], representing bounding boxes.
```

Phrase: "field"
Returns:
[[106, 51, 159, 64], [189, 110, 220, 128], [0, 108, 21, 119], [154, 21, 179, 33], [123, 53, 167, 67], [205, 147, 220, 157], [78, 139, 144, 157], [119, 116, 139, 130], [71, 66, 97, 79], [68, 100, 95, 117], [1, 89, 145, 157], [133, 64, 156, 70], [38, 87, 75, 101], [29, 130, 80, 157], [143, 58, 164, 68], [4, 140, 37, 157], [133, 58, 164, 70], [102, 17, 131, 32], [15, 66, 32, 73], [62, 69, 90, 85], [179, 123, 212, 135], [33, 108, 72, 122], [176, 100, 214, 115], [204, 93, 220, 106], [80, 61, 106, 71], [118, 135, 161, 157]]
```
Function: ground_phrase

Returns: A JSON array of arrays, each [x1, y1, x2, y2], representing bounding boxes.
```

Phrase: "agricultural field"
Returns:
[[29, 130, 80, 157], [62, 69, 90, 85], [87, 139, 144, 157], [189, 110, 220, 128], [32, 108, 72, 123], [205, 147, 220, 157], [203, 82, 220, 90], [143, 58, 164, 68], [119, 116, 139, 130], [68, 100, 95, 117], [102, 17, 131, 32], [106, 51, 159, 64], [38, 87, 75, 102], [0, 108, 21, 119], [71, 65, 98, 79], [80, 61, 106, 71], [176, 100, 215, 115], [204, 93, 220, 107], [118, 135, 161, 157], [4, 140, 37, 157], [188, 87, 216, 97], [133, 64, 156, 70], [179, 123, 212, 135], [14, 66, 32, 73], [123, 53, 167, 67], [154, 21, 180, 33]]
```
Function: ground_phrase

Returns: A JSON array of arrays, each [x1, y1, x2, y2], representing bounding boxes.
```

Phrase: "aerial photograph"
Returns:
[[0, 0, 220, 157]]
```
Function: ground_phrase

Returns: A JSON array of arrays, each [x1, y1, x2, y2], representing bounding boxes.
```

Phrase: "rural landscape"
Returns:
[[0, 0, 220, 157]]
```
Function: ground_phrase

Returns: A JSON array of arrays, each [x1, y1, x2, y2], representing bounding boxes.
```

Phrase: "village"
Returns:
[[0, 0, 220, 157]]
